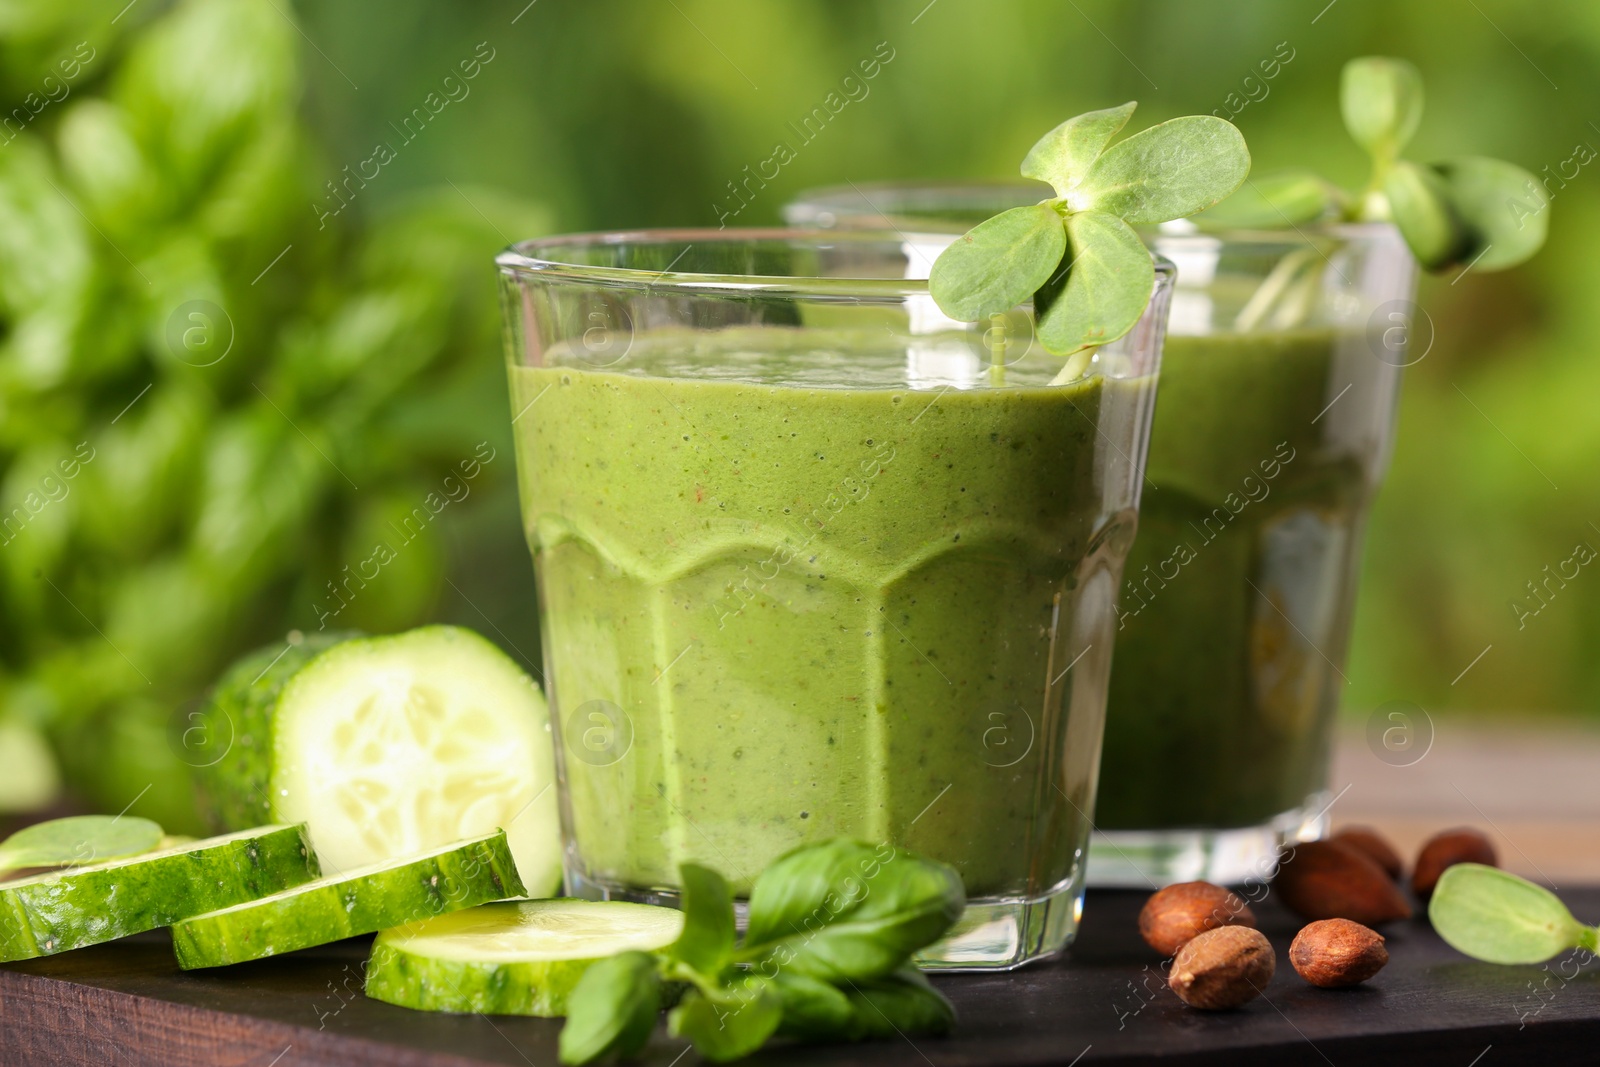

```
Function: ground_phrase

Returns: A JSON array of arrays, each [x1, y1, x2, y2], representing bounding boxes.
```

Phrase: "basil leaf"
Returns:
[[558, 951, 662, 1066], [0, 815, 163, 872], [740, 839, 965, 982], [668, 981, 782, 1063], [1194, 170, 1344, 229], [1073, 115, 1250, 223], [1341, 56, 1424, 162], [844, 967, 956, 1040], [1434, 156, 1549, 271], [667, 863, 736, 978], [928, 203, 1066, 322], [1429, 864, 1588, 965], [772, 972, 855, 1039], [1020, 101, 1137, 198], [1383, 160, 1472, 270], [1035, 211, 1155, 356]]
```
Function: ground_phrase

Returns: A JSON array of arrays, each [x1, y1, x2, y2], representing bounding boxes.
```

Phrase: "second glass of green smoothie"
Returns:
[[498, 230, 1174, 966], [788, 184, 1419, 886]]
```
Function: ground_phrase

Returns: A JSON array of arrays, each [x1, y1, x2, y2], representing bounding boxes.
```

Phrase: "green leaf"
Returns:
[[0, 815, 163, 872], [668, 981, 782, 1063], [1435, 156, 1549, 271], [558, 951, 662, 1066], [1429, 864, 1588, 965], [772, 972, 855, 1039], [1073, 115, 1250, 223], [1020, 102, 1137, 198], [1341, 56, 1425, 162], [843, 967, 956, 1040], [667, 863, 736, 978], [1035, 212, 1155, 356], [928, 203, 1066, 322], [1193, 170, 1345, 229], [739, 839, 965, 982], [1383, 160, 1472, 270]]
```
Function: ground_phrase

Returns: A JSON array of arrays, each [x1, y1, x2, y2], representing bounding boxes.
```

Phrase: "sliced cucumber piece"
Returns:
[[171, 830, 524, 969], [199, 626, 562, 896], [365, 899, 684, 1016], [194, 631, 355, 832], [0, 824, 318, 963]]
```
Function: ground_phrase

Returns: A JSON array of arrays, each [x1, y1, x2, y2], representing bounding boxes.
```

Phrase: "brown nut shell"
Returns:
[[1273, 840, 1413, 925], [1330, 826, 1404, 881], [1169, 925, 1276, 1010], [1412, 828, 1497, 899], [1289, 918, 1389, 988], [1139, 881, 1257, 957]]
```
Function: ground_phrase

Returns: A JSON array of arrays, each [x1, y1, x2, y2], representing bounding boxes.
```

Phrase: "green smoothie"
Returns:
[[1096, 327, 1375, 830], [511, 327, 1154, 898]]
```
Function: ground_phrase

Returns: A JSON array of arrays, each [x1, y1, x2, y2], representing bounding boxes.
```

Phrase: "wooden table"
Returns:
[[5, 885, 1597, 1067]]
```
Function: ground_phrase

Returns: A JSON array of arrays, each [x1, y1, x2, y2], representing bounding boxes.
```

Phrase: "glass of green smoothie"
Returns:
[[498, 229, 1175, 967], [787, 185, 1418, 886]]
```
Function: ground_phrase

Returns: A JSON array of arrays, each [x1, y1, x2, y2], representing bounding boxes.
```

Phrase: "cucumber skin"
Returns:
[[365, 937, 593, 1017], [364, 900, 683, 1017], [192, 632, 358, 834], [170, 832, 525, 969], [0, 825, 320, 963]]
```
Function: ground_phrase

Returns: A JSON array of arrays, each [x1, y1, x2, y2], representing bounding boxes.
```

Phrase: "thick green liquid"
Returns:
[[1097, 328, 1371, 830], [512, 329, 1153, 897]]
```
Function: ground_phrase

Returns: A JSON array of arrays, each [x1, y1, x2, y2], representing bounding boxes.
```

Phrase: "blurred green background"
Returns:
[[0, 0, 1593, 829]]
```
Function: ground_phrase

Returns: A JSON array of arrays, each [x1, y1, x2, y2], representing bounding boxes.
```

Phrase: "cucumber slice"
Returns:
[[170, 830, 524, 969], [194, 631, 355, 833], [199, 626, 562, 896], [0, 824, 318, 963], [365, 899, 684, 1016]]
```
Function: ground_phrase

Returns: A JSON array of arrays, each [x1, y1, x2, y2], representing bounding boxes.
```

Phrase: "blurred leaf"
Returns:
[[1341, 56, 1424, 163], [1384, 160, 1472, 270], [1195, 170, 1345, 229], [1435, 156, 1549, 271], [115, 0, 296, 193], [57, 98, 161, 236]]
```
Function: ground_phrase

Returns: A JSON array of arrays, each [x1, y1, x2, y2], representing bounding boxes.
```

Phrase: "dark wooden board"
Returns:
[[4, 888, 1596, 1067]]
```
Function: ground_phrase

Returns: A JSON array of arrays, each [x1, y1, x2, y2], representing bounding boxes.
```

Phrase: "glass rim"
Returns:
[[784, 181, 1401, 243], [496, 226, 1175, 299]]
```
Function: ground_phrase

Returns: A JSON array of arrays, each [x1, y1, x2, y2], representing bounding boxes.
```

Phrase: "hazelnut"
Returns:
[[1289, 918, 1388, 987], [1139, 881, 1257, 956], [1168, 925, 1276, 1010], [1330, 826, 1404, 881], [1273, 840, 1412, 925], [1412, 828, 1497, 899]]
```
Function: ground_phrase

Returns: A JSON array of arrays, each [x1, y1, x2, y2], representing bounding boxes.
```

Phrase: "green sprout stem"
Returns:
[[986, 313, 1007, 385]]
